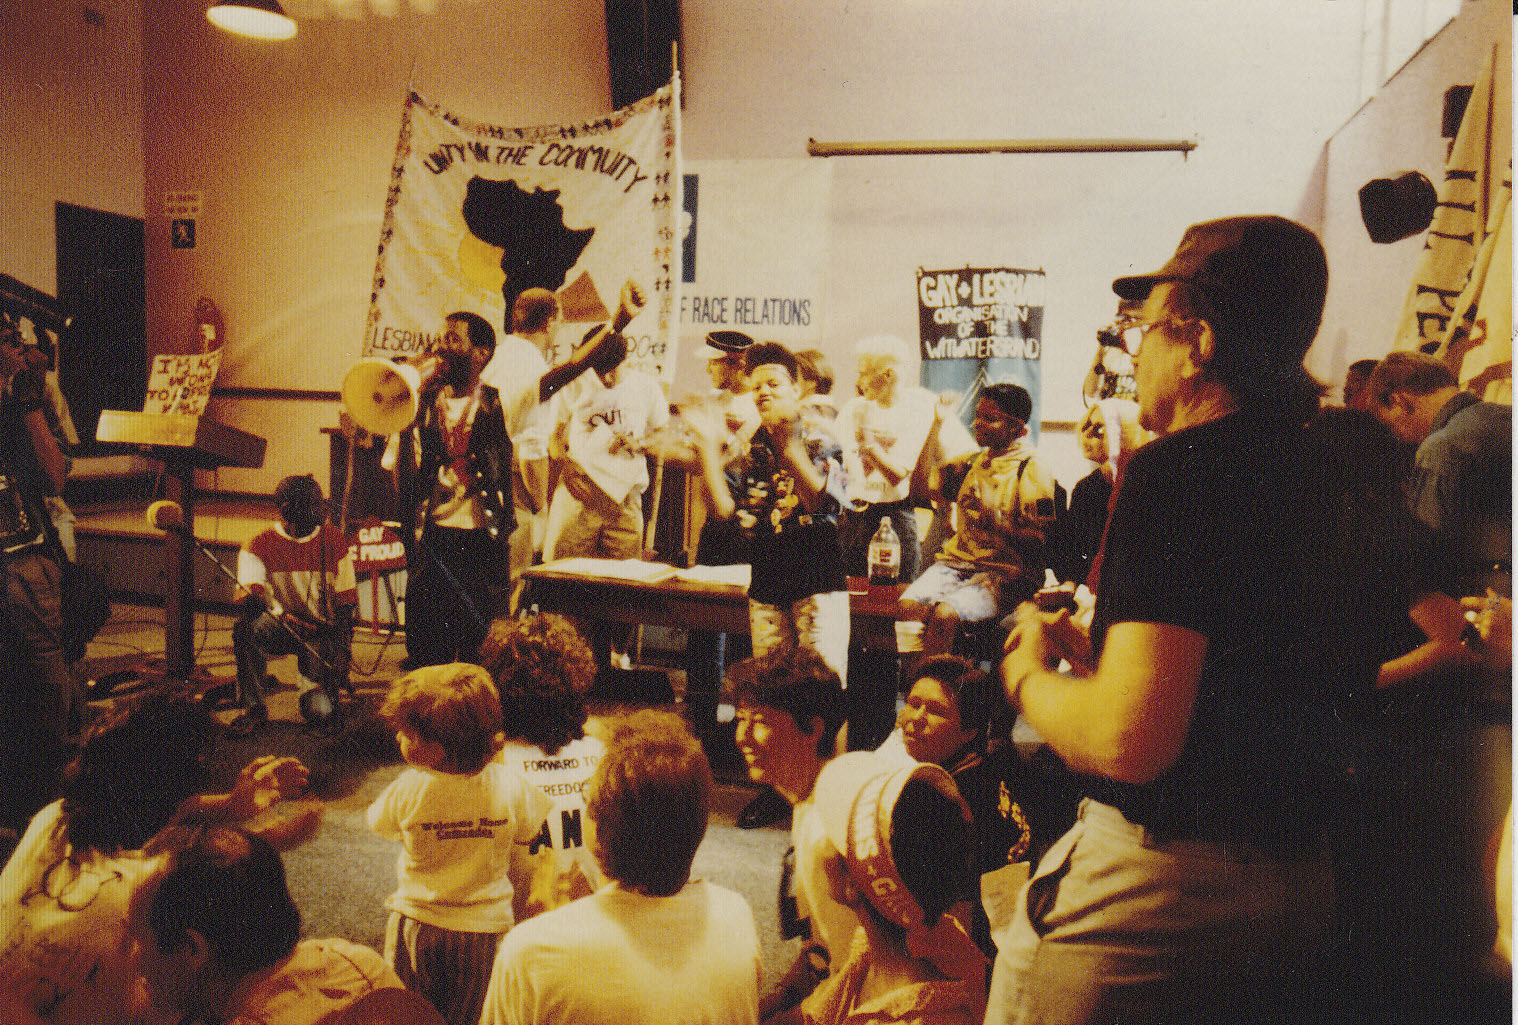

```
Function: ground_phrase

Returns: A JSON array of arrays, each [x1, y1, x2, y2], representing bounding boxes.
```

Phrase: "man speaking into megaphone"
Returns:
[[384, 286, 643, 668]]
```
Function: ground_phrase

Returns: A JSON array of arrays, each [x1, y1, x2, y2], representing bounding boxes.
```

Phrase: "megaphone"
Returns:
[[341, 354, 444, 436]]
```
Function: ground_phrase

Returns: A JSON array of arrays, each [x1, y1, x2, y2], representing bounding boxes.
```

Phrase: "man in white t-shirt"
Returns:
[[543, 332, 669, 563], [481, 282, 649, 582], [481, 288, 559, 582], [481, 710, 760, 1025]]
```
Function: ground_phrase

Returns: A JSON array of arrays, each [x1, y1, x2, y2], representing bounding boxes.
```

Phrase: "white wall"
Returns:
[[14, 1, 1503, 495], [141, 0, 613, 492], [1312, 0, 1512, 393], [680, 0, 1368, 487], [0, 0, 144, 292]]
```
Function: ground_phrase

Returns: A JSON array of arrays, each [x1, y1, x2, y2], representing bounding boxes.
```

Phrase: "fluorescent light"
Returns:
[[207, 0, 297, 40]]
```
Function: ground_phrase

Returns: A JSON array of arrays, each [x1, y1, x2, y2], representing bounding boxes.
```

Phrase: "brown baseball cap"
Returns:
[[1113, 215, 1328, 362]]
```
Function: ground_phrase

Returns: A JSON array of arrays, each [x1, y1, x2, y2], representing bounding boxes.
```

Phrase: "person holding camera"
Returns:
[[0, 320, 73, 833]]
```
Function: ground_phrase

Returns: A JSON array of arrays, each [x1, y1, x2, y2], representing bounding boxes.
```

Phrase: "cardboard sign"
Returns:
[[143, 350, 222, 416]]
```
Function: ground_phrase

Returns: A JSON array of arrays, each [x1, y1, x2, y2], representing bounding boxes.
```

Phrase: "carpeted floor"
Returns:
[[78, 602, 805, 992]]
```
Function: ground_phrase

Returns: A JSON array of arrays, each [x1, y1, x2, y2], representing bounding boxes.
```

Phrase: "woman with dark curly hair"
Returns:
[[478, 613, 603, 912], [0, 691, 309, 1025]]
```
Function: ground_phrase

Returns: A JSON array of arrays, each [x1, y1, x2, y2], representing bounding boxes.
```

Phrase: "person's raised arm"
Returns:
[[1002, 608, 1205, 784], [539, 280, 645, 402], [177, 755, 310, 822], [683, 403, 736, 521], [770, 415, 828, 512]]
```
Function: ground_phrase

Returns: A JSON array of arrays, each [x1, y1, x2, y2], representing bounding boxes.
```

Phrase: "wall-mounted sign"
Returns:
[[143, 350, 222, 416], [916, 266, 1046, 440], [164, 190, 202, 218]]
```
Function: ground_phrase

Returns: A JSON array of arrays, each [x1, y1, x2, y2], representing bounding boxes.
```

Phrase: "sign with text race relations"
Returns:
[[917, 267, 1045, 441], [365, 79, 681, 380], [679, 159, 832, 355]]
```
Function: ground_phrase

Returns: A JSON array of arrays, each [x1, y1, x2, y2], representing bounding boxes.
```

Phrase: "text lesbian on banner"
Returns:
[[364, 79, 681, 381], [917, 267, 1045, 441]]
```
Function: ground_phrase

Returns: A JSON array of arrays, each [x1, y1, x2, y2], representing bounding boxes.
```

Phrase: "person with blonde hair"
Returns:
[[837, 334, 939, 582], [367, 663, 551, 1025], [1055, 398, 1144, 587]]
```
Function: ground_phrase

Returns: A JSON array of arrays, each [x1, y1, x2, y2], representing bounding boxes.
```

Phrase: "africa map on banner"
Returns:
[[363, 81, 681, 380], [917, 267, 1045, 441]]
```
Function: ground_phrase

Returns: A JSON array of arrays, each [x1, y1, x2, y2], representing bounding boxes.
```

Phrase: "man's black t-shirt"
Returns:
[[1086, 411, 1415, 849]]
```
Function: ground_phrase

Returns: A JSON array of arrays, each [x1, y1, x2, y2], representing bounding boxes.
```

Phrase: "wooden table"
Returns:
[[517, 562, 910, 749], [517, 563, 906, 650]]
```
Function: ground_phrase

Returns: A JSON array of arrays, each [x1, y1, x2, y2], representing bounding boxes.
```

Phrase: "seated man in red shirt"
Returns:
[[231, 474, 356, 735]]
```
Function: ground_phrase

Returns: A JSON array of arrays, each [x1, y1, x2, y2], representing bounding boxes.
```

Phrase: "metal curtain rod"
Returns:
[[807, 137, 1197, 157]]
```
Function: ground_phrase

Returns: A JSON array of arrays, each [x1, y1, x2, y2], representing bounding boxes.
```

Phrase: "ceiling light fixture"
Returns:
[[206, 0, 297, 40]]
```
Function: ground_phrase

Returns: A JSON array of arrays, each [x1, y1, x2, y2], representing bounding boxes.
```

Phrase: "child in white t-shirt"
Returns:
[[367, 663, 552, 1025]]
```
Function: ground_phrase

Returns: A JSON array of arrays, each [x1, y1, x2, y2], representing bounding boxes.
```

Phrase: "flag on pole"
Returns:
[[1441, 184, 1511, 402], [363, 78, 682, 380], [1391, 45, 1501, 374]]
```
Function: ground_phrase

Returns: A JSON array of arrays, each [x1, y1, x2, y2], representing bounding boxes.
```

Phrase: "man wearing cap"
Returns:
[[990, 216, 1413, 1023]]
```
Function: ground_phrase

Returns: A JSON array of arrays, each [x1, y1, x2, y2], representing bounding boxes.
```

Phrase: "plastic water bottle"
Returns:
[[867, 516, 901, 585]]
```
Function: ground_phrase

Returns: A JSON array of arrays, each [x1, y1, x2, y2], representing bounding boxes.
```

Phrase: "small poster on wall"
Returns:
[[143, 350, 222, 416], [678, 159, 833, 367], [916, 267, 1045, 441]]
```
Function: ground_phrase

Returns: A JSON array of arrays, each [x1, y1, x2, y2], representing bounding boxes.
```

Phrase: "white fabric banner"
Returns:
[[679, 159, 832, 356], [364, 82, 682, 380], [1392, 46, 1501, 361], [1446, 189, 1511, 402]]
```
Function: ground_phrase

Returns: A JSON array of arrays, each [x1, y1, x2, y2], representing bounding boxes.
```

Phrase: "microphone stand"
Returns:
[[152, 515, 343, 681]]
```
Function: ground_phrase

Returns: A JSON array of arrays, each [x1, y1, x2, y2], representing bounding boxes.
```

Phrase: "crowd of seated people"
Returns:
[[1, 213, 1510, 1025]]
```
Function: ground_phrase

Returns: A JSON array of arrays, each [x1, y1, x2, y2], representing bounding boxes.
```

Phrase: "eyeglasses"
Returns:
[[1107, 319, 1180, 357]]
